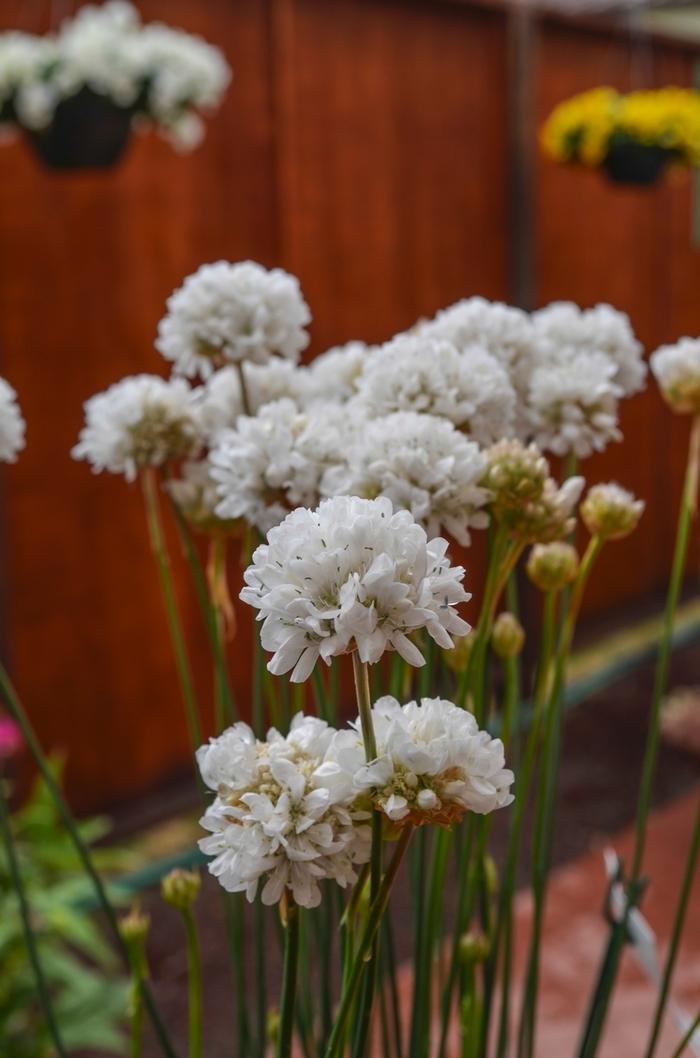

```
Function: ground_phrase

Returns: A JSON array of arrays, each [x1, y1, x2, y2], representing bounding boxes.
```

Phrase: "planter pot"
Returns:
[[24, 87, 134, 171], [602, 142, 673, 187]]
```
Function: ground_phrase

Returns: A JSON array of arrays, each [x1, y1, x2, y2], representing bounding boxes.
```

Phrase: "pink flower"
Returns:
[[0, 716, 22, 761]]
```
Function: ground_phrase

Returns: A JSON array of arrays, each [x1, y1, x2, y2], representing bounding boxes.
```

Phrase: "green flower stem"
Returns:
[[324, 825, 414, 1058], [458, 526, 508, 712], [252, 621, 266, 736], [182, 908, 203, 1058], [277, 900, 301, 1058], [141, 468, 202, 753], [644, 791, 700, 1058], [410, 826, 451, 1058], [352, 654, 378, 761], [207, 535, 236, 734], [0, 663, 178, 1058], [669, 1009, 700, 1058], [168, 500, 237, 730], [312, 667, 332, 723], [237, 361, 252, 417], [0, 777, 67, 1057], [254, 898, 267, 1058], [578, 414, 700, 1058], [383, 914, 404, 1058], [436, 817, 478, 1058], [518, 536, 603, 1058]]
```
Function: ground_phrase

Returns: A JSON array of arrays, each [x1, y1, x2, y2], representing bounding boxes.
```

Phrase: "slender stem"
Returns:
[[578, 414, 700, 1058], [324, 826, 414, 1058], [352, 654, 378, 761], [277, 901, 300, 1058], [0, 778, 67, 1057], [181, 909, 203, 1058], [644, 792, 700, 1058], [383, 913, 404, 1058], [436, 817, 478, 1058], [0, 663, 178, 1058], [254, 899, 267, 1058], [141, 468, 202, 752], [669, 1009, 700, 1058], [237, 361, 252, 417]]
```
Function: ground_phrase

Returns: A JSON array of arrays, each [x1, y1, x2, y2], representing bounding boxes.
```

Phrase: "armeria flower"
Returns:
[[418, 297, 538, 397], [532, 301, 646, 397], [323, 411, 490, 546], [351, 334, 515, 446], [240, 495, 471, 682], [330, 696, 513, 825], [156, 260, 311, 379], [482, 439, 584, 543], [581, 482, 644, 541], [526, 541, 579, 592], [526, 349, 622, 458], [650, 338, 700, 414], [197, 714, 370, 908], [72, 374, 200, 481], [193, 362, 311, 443], [167, 459, 238, 535], [305, 341, 375, 404], [210, 399, 347, 534], [0, 378, 26, 462]]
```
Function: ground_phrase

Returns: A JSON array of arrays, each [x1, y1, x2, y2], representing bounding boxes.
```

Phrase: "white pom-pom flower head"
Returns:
[[197, 714, 370, 909], [651, 338, 700, 415], [240, 496, 471, 683], [0, 377, 26, 463], [156, 260, 311, 379], [341, 696, 514, 826], [71, 374, 201, 481]]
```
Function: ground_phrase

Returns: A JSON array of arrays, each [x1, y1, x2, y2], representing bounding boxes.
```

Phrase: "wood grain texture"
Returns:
[[0, 0, 698, 805]]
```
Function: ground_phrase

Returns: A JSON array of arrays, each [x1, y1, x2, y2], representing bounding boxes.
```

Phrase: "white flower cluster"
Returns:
[[240, 496, 470, 682], [72, 374, 201, 481], [0, 2, 231, 149], [344, 696, 514, 823], [650, 337, 700, 415], [323, 412, 490, 545], [0, 377, 26, 463], [197, 700, 513, 906], [211, 399, 347, 534], [157, 261, 311, 379], [197, 714, 370, 909]]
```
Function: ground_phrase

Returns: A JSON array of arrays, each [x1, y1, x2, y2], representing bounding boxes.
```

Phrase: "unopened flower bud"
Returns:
[[581, 483, 644, 541], [161, 867, 201, 912], [491, 612, 525, 660], [459, 930, 490, 965], [444, 630, 476, 674], [484, 855, 498, 896], [651, 339, 700, 415], [120, 905, 150, 945], [526, 542, 579, 593]]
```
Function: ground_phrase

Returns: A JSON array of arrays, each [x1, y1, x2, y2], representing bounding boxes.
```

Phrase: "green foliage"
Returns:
[[0, 760, 131, 1057]]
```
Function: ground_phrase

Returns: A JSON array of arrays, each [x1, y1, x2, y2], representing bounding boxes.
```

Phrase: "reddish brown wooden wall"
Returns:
[[0, 0, 697, 807]]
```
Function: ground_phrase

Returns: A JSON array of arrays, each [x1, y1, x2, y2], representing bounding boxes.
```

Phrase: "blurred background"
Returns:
[[1, 0, 700, 814]]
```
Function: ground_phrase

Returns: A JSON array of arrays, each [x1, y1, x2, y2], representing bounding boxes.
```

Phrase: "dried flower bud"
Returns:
[[120, 906, 150, 945], [526, 542, 580, 593], [491, 612, 525, 659], [459, 930, 490, 965], [581, 483, 644, 541], [161, 867, 202, 912], [444, 630, 476, 674]]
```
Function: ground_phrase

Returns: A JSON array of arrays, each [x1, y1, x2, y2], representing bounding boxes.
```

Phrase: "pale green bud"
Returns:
[[581, 483, 644, 541], [491, 612, 525, 660], [161, 867, 201, 912], [526, 542, 579, 593]]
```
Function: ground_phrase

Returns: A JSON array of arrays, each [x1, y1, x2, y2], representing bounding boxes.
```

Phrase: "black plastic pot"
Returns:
[[602, 141, 673, 187], [23, 87, 134, 171]]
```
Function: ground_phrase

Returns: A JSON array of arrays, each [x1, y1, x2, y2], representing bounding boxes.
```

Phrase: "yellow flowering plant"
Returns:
[[541, 85, 700, 184]]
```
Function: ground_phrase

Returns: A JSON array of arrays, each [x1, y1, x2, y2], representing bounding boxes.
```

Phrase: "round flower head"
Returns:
[[419, 297, 538, 397], [532, 301, 646, 397], [240, 495, 471, 682], [72, 374, 201, 481], [581, 483, 644, 541], [482, 439, 584, 543], [0, 378, 26, 463], [526, 350, 622, 458], [193, 362, 311, 444], [211, 399, 348, 535], [306, 341, 375, 404], [650, 338, 700, 415], [491, 612, 525, 659], [526, 541, 579, 593], [197, 714, 370, 909], [352, 334, 515, 446], [339, 696, 514, 825], [156, 260, 311, 379], [322, 412, 490, 546]]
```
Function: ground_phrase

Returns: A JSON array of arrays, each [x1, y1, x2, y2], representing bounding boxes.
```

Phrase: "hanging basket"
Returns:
[[602, 142, 673, 187], [23, 87, 135, 171]]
